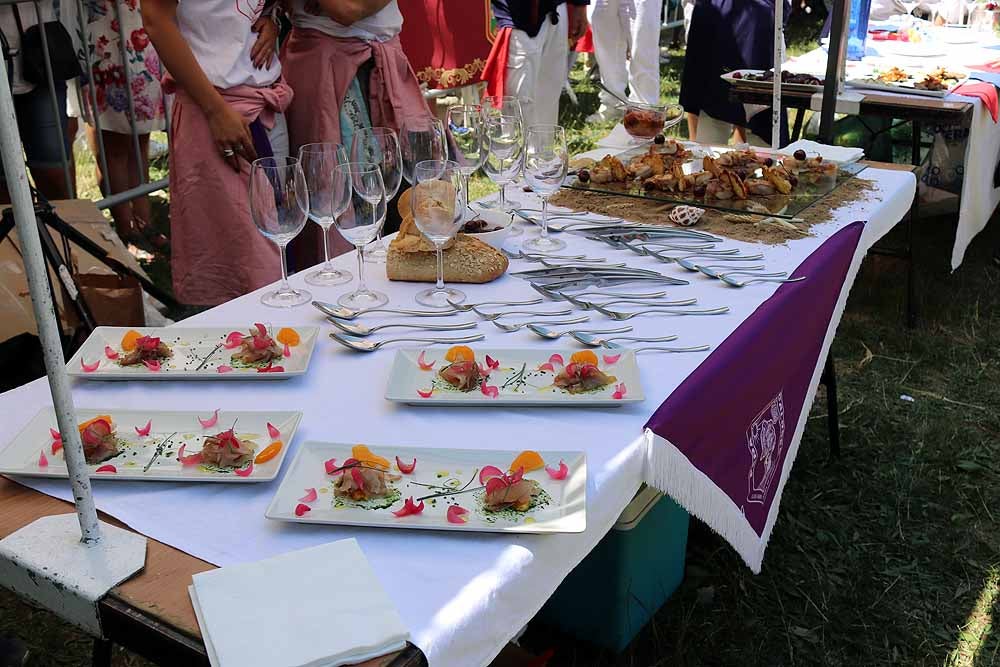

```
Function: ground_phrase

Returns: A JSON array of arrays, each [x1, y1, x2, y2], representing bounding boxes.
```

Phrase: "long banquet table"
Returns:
[[0, 161, 915, 666]]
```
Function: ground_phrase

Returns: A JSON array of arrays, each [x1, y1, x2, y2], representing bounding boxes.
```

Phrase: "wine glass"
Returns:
[[522, 125, 568, 253], [482, 115, 524, 234], [298, 143, 352, 286], [249, 157, 312, 307], [351, 127, 402, 265], [400, 117, 447, 185], [446, 105, 485, 220], [410, 160, 467, 307], [482, 95, 523, 121], [333, 162, 389, 309]]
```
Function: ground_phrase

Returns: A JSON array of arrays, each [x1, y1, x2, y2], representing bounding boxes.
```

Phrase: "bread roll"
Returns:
[[387, 234, 508, 283]]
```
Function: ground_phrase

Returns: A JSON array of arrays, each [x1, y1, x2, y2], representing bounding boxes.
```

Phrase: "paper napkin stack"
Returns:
[[190, 539, 409, 667]]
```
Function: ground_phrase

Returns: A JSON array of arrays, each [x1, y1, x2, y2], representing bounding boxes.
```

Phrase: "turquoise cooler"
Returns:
[[536, 487, 689, 651]]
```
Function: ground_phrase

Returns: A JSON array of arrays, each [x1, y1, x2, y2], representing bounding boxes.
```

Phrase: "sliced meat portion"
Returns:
[[80, 418, 120, 464], [200, 429, 255, 468], [120, 336, 172, 366], [553, 362, 618, 394], [438, 360, 482, 392]]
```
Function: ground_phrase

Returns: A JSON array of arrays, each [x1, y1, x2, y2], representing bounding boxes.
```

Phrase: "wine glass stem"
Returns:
[[321, 224, 332, 269], [498, 183, 507, 211], [356, 246, 367, 293], [278, 242, 291, 292], [435, 245, 445, 291], [540, 198, 549, 240], [463, 173, 472, 220]]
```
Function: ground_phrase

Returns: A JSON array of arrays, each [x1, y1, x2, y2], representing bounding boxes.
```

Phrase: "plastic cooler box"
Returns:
[[536, 486, 689, 651]]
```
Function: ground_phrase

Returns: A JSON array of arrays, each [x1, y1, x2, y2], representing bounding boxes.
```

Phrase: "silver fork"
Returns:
[[526, 324, 634, 339], [596, 306, 731, 320], [564, 296, 698, 310], [329, 333, 485, 352], [720, 275, 807, 287], [471, 306, 574, 321], [569, 332, 680, 347], [328, 318, 478, 337], [503, 249, 589, 261], [626, 345, 712, 353], [698, 267, 787, 279], [690, 264, 767, 276], [492, 316, 591, 332], [538, 258, 625, 268], [674, 255, 765, 271], [445, 297, 542, 312], [313, 300, 455, 320]]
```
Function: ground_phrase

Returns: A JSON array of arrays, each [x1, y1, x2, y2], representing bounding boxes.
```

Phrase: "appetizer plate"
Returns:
[[66, 326, 319, 380], [845, 71, 967, 98], [385, 348, 644, 407], [721, 69, 826, 94], [265, 441, 587, 534], [0, 407, 303, 482]]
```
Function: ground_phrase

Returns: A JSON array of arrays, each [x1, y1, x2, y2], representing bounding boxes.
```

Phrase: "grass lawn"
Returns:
[[3, 11, 999, 665]]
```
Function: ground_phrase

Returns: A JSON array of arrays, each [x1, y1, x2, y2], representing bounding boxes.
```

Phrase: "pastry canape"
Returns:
[[553, 350, 618, 394]]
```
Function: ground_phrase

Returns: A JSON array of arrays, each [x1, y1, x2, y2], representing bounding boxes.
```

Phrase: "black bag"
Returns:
[[12, 4, 81, 84]]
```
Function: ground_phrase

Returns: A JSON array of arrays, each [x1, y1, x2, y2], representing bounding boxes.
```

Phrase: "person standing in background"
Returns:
[[483, 0, 590, 129], [79, 0, 168, 251], [142, 0, 286, 307], [586, 0, 662, 123]]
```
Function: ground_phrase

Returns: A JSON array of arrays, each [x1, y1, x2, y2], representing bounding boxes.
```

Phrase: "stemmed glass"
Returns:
[[482, 95, 525, 211], [482, 115, 524, 235], [298, 143, 352, 286], [333, 162, 389, 309], [249, 157, 311, 307], [522, 125, 568, 253], [411, 160, 467, 307], [400, 117, 448, 186], [446, 105, 485, 220], [351, 127, 402, 264]]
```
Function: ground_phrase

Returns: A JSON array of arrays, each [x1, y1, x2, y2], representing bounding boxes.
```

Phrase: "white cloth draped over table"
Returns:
[[0, 165, 914, 667]]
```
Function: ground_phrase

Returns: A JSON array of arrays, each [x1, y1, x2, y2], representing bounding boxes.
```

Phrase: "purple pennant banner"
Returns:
[[645, 221, 865, 561]]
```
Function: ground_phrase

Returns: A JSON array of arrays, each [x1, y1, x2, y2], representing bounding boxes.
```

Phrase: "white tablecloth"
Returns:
[[0, 166, 914, 667], [790, 41, 1000, 269]]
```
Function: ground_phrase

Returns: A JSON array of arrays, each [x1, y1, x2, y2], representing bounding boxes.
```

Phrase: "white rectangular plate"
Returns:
[[265, 441, 586, 534], [66, 326, 319, 380], [0, 408, 302, 482], [385, 348, 643, 407]]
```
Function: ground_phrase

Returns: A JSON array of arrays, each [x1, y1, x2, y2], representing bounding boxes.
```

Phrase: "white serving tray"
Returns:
[[385, 348, 644, 407], [846, 76, 962, 98], [0, 408, 302, 482], [265, 441, 587, 534], [721, 69, 826, 94], [66, 326, 319, 380]]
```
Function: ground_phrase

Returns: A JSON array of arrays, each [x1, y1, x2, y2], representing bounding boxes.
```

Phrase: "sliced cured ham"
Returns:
[[553, 362, 618, 394], [437, 360, 482, 392], [119, 336, 172, 366], [200, 429, 256, 468]]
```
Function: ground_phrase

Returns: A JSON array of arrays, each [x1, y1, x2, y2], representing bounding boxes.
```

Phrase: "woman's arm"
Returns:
[[141, 0, 256, 170], [305, 0, 393, 26]]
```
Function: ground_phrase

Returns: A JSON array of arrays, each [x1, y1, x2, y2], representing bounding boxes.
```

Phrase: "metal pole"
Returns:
[[819, 0, 851, 144], [771, 0, 783, 150], [94, 176, 166, 210], [0, 52, 100, 543], [32, 0, 74, 197], [112, 0, 145, 185], [75, 0, 112, 197]]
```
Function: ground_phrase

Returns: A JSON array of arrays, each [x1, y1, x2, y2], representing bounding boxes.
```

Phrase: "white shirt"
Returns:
[[290, 0, 402, 43], [0, 1, 78, 95], [176, 0, 281, 89]]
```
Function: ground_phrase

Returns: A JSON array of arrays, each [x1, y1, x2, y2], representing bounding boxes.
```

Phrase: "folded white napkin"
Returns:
[[190, 539, 409, 667], [783, 138, 865, 163]]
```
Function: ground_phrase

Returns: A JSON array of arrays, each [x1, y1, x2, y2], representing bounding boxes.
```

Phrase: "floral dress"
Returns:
[[77, 0, 165, 134]]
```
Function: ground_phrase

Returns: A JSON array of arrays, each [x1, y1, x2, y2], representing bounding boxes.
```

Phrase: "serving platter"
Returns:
[[66, 325, 319, 380], [720, 69, 826, 94], [385, 347, 644, 407], [0, 407, 302, 481], [265, 441, 587, 534], [846, 65, 968, 98]]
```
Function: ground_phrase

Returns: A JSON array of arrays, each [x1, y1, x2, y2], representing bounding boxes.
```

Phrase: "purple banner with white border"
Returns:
[[644, 221, 865, 566]]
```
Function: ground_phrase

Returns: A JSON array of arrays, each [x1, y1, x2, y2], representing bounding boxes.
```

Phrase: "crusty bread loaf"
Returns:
[[393, 215, 454, 253], [387, 234, 508, 283]]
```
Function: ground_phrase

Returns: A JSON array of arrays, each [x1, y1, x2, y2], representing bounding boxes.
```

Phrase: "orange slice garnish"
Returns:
[[569, 350, 599, 366], [444, 345, 475, 363], [276, 328, 300, 347], [78, 415, 113, 433], [509, 450, 544, 473], [351, 444, 390, 470], [254, 441, 283, 464], [120, 330, 143, 351]]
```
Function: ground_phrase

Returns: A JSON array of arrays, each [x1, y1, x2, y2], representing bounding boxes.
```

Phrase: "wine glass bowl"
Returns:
[[298, 142, 352, 286], [249, 156, 312, 307], [411, 160, 467, 307], [334, 162, 389, 309], [400, 117, 447, 186], [522, 124, 569, 253], [351, 127, 402, 264], [482, 115, 524, 217]]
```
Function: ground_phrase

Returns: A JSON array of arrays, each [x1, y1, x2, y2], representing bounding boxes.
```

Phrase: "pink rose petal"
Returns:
[[135, 420, 152, 437], [417, 350, 435, 371], [395, 456, 416, 474], [198, 409, 219, 429], [391, 497, 425, 518], [223, 332, 244, 349], [234, 462, 254, 477], [50, 428, 61, 441], [142, 359, 161, 372], [294, 503, 311, 517], [51, 439, 63, 454], [104, 346, 119, 360], [81, 358, 100, 373], [267, 422, 280, 440], [95, 464, 117, 474], [417, 388, 433, 398], [486, 354, 500, 370], [480, 383, 499, 399], [545, 460, 569, 480], [38, 450, 48, 467], [324, 457, 339, 475], [283, 343, 291, 358], [177, 444, 204, 466], [485, 477, 508, 495], [447, 505, 470, 524], [349, 467, 365, 488], [298, 488, 318, 503], [612, 383, 627, 400], [602, 353, 622, 365], [549, 354, 565, 367], [216, 365, 234, 374], [538, 362, 555, 373], [254, 322, 268, 337], [479, 465, 504, 485], [257, 363, 285, 373]]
